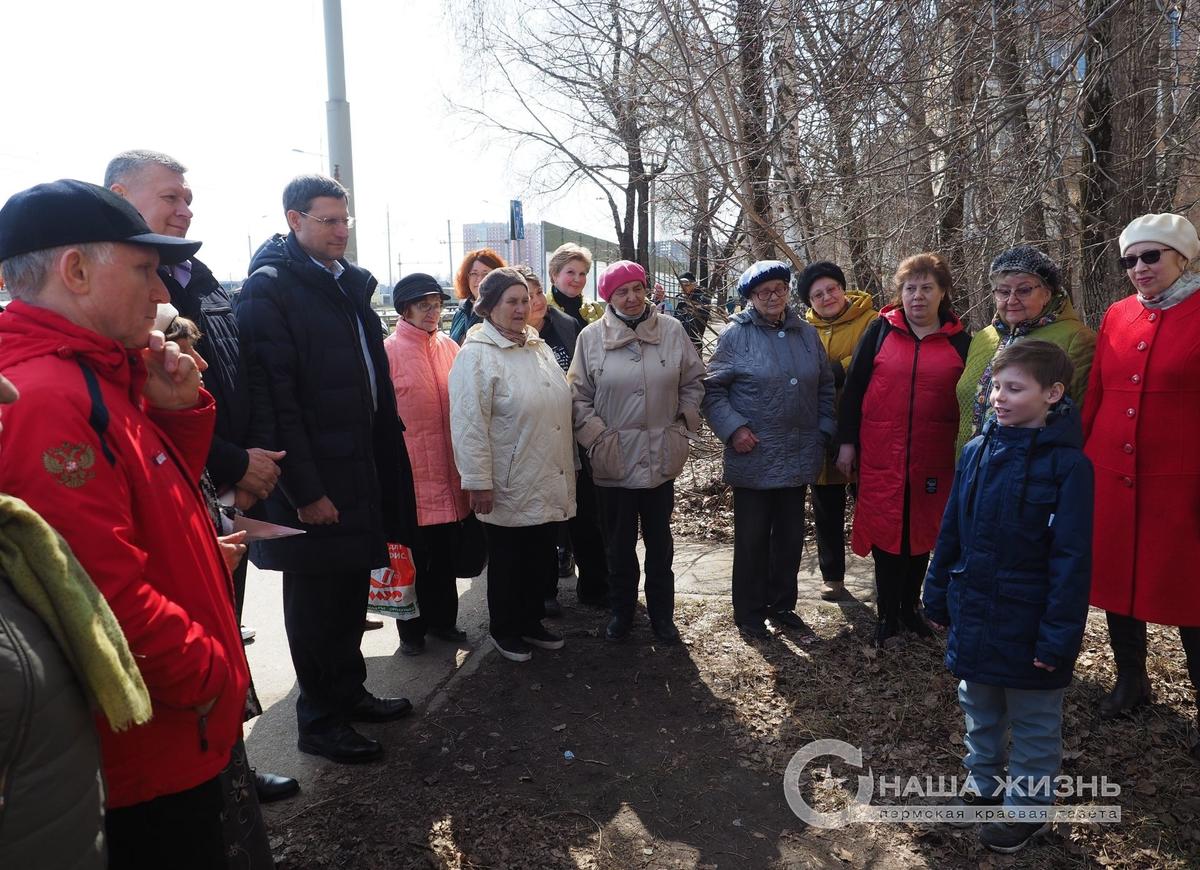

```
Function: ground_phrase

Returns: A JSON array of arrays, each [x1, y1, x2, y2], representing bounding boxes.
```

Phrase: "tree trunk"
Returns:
[[736, 0, 775, 260]]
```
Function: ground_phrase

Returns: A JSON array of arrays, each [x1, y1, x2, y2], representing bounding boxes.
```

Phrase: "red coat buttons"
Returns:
[[1131, 374, 1140, 384], [1126, 408, 1136, 417], [1121, 476, 1134, 487], [1123, 443, 1134, 454], [1137, 341, 1148, 351]]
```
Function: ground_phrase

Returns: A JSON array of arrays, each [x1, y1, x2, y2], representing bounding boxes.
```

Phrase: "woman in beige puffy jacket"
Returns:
[[568, 260, 706, 645], [449, 269, 577, 663]]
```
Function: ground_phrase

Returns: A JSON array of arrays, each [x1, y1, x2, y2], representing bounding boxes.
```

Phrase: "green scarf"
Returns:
[[0, 494, 151, 731]]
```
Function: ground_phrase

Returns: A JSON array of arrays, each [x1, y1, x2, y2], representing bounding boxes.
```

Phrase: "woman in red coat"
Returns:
[[1083, 213, 1200, 738], [836, 253, 971, 647]]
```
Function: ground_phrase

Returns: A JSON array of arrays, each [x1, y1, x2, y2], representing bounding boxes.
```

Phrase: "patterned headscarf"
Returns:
[[969, 290, 1066, 437]]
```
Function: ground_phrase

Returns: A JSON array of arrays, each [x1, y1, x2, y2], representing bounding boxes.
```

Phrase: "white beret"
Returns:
[[1118, 213, 1200, 259]]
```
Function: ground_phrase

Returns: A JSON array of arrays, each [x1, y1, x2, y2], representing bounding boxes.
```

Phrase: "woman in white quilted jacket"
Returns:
[[568, 261, 706, 646], [448, 268, 577, 663]]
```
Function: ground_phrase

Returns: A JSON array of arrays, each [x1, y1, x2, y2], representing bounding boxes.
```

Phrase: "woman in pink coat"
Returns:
[[383, 273, 472, 655], [1083, 214, 1200, 739]]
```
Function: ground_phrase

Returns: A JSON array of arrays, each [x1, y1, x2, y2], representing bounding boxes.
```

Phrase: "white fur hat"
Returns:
[[1118, 213, 1200, 259]]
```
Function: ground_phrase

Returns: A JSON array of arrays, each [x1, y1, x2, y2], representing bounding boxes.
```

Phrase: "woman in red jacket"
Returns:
[[384, 273, 472, 655], [836, 253, 970, 647], [1083, 214, 1200, 739]]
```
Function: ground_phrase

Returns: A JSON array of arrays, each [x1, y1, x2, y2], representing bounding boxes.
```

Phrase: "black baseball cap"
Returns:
[[0, 179, 202, 265], [678, 271, 697, 283]]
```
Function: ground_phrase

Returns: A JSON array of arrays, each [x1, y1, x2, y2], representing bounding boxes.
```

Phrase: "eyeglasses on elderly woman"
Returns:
[[1116, 248, 1173, 271], [991, 284, 1043, 300]]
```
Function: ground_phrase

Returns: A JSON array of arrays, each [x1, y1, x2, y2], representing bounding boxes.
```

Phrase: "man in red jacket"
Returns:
[[0, 179, 249, 869]]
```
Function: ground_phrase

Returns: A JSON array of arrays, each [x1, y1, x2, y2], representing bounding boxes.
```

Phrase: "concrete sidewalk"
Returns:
[[241, 542, 877, 814]]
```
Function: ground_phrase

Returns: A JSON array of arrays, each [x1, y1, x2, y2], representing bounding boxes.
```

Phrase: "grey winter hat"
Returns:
[[988, 245, 1061, 294], [475, 267, 528, 316]]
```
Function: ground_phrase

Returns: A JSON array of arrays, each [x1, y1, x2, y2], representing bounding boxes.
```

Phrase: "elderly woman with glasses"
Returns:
[[1082, 214, 1200, 746], [954, 246, 1095, 455], [836, 253, 971, 647], [383, 274, 471, 656], [703, 261, 836, 641]]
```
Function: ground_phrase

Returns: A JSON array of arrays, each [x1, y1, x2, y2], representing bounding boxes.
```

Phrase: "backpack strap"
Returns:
[[76, 360, 116, 467]]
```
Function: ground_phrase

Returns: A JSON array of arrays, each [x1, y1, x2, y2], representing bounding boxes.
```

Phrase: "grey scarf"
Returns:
[[1138, 271, 1200, 311]]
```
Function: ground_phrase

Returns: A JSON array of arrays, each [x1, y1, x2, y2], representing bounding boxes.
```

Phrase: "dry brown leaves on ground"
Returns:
[[268, 593, 1200, 869]]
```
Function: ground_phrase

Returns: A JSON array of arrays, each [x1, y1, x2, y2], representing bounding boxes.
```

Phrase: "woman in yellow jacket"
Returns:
[[800, 262, 879, 600]]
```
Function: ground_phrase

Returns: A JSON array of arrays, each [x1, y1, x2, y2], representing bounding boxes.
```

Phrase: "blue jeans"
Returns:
[[958, 680, 1065, 807]]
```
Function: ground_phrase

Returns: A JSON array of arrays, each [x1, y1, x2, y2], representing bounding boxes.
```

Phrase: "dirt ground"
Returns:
[[266, 588, 1200, 869]]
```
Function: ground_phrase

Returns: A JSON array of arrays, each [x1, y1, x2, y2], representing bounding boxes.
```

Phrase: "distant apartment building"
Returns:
[[462, 222, 546, 279]]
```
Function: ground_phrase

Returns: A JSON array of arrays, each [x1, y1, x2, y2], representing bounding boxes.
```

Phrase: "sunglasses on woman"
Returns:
[[1117, 248, 1173, 270]]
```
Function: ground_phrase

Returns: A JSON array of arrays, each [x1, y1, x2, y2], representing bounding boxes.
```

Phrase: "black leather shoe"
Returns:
[[769, 611, 816, 636], [349, 694, 413, 723], [429, 626, 467, 642], [1099, 670, 1152, 719], [606, 614, 632, 641], [298, 725, 382, 764], [737, 621, 770, 641], [651, 619, 681, 645], [254, 770, 300, 803]]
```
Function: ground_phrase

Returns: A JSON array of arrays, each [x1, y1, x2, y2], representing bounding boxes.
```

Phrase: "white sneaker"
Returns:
[[241, 625, 256, 642]]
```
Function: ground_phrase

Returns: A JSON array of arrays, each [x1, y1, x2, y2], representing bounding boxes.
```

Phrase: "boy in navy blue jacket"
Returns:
[[924, 340, 1093, 854]]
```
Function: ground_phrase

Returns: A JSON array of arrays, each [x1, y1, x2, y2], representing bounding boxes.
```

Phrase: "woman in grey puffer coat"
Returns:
[[702, 261, 835, 642]]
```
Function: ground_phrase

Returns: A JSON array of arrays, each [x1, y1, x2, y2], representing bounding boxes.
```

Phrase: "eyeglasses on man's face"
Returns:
[[1117, 248, 1172, 271], [754, 286, 788, 300], [300, 211, 355, 229]]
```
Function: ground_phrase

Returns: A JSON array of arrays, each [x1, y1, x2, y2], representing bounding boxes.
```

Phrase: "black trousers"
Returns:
[[565, 452, 609, 602], [485, 522, 557, 639], [596, 481, 675, 622], [811, 483, 847, 585], [732, 486, 807, 625], [1107, 611, 1200, 688], [106, 775, 225, 870], [232, 554, 250, 623], [871, 546, 929, 621], [282, 569, 370, 735], [397, 523, 460, 643]]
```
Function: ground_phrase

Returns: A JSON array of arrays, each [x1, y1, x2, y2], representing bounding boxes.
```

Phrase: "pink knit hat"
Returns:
[[597, 260, 647, 302]]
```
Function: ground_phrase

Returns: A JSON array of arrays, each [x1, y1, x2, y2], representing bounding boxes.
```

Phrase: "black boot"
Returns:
[[1099, 670, 1152, 719], [900, 608, 934, 638], [898, 552, 934, 638], [875, 615, 900, 648], [873, 551, 901, 649], [1100, 612, 1151, 719]]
